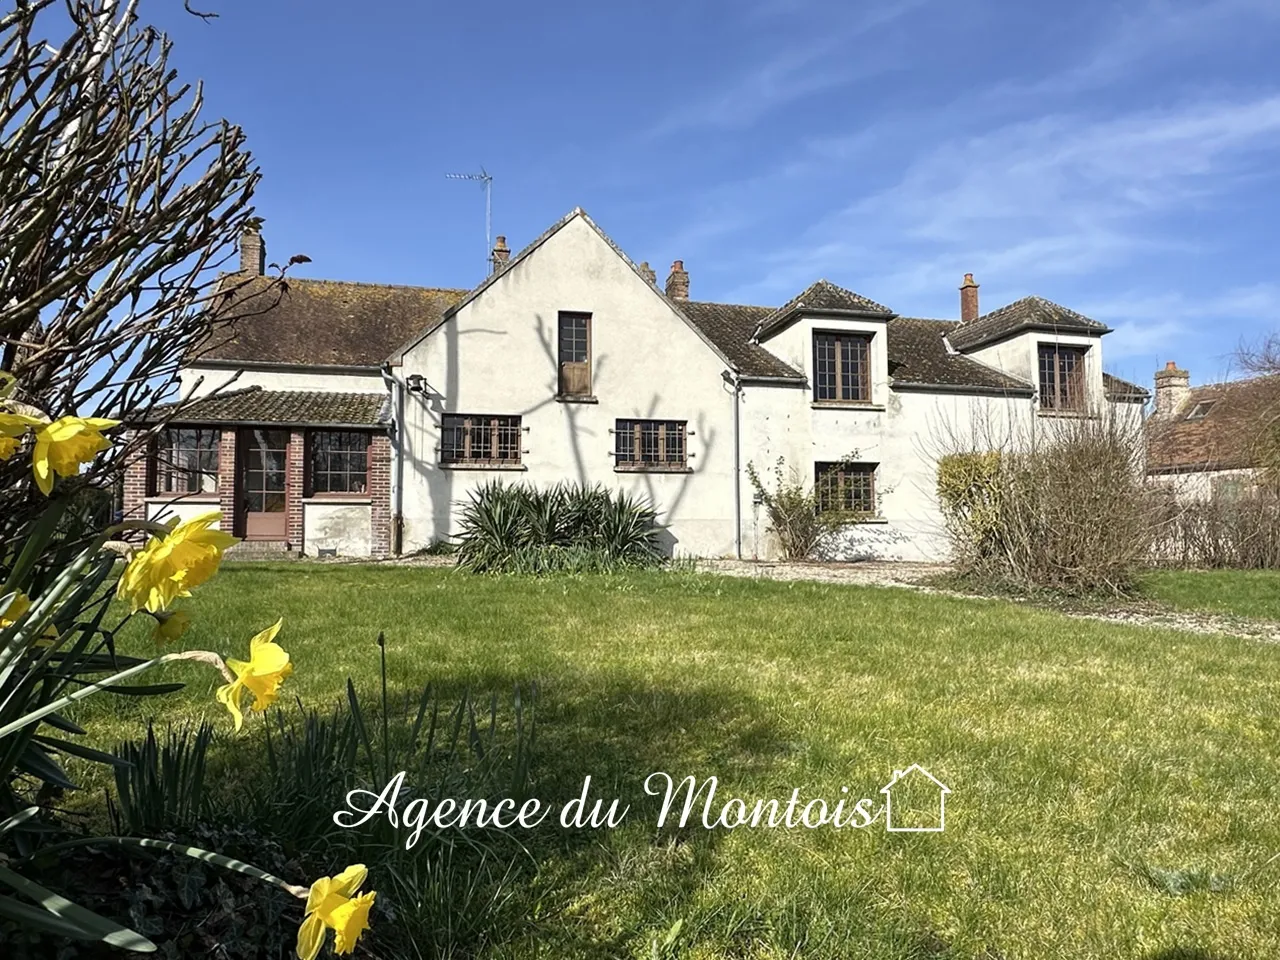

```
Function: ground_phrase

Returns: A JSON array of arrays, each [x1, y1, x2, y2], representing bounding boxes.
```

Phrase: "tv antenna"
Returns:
[[445, 168, 493, 272]]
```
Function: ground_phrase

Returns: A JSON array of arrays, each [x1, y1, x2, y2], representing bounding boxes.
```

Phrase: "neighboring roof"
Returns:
[[149, 387, 389, 427], [1103, 372, 1150, 402], [201, 275, 467, 367], [948, 296, 1111, 351], [756, 279, 895, 338], [887, 317, 1034, 394], [1147, 374, 1280, 473], [678, 301, 803, 380]]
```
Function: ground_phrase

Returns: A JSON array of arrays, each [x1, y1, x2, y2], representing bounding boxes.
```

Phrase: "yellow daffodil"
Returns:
[[296, 864, 376, 960], [215, 619, 292, 731], [116, 511, 239, 614], [149, 608, 192, 646], [30, 416, 119, 495], [1, 591, 59, 644], [0, 411, 44, 462], [0, 592, 31, 628]]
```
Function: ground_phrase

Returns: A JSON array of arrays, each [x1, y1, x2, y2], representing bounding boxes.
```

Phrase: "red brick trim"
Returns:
[[218, 429, 238, 535], [369, 433, 392, 558], [121, 430, 150, 522], [287, 430, 305, 549]]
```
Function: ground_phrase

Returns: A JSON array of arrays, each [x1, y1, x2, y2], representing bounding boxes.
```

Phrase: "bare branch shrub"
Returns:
[[936, 405, 1163, 595], [746, 455, 870, 561], [1153, 484, 1280, 569], [0, 0, 300, 549]]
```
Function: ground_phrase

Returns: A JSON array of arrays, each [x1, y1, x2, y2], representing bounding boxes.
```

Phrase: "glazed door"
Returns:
[[240, 428, 289, 540]]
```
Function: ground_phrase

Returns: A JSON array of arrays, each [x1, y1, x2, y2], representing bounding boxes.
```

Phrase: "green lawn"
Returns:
[[1142, 568, 1280, 620], [75, 563, 1280, 959]]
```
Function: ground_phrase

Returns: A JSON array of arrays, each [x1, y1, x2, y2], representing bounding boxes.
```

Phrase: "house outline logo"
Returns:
[[880, 764, 951, 832]]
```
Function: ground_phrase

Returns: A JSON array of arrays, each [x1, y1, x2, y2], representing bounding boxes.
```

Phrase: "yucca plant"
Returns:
[[455, 481, 664, 574]]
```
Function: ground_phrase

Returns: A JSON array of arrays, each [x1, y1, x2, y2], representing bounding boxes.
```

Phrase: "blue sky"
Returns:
[[151, 0, 1280, 390]]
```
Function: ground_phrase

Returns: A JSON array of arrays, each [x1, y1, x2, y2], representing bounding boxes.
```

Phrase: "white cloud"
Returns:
[[719, 93, 1280, 305], [1079, 283, 1280, 363], [643, 2, 926, 139]]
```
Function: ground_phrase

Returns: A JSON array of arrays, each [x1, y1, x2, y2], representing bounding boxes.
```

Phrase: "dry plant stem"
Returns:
[[0, 649, 234, 739]]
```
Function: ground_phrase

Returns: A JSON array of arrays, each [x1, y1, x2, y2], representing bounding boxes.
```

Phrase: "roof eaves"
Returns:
[[890, 380, 1036, 398], [953, 320, 1114, 352], [167, 418, 389, 430], [758, 307, 898, 342], [188, 358, 381, 375]]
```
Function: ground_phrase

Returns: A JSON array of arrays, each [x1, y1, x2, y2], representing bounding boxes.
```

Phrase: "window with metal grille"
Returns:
[[814, 462, 877, 514], [1038, 344, 1088, 411], [308, 431, 370, 495], [152, 427, 219, 494], [558, 312, 592, 396], [441, 414, 522, 465], [614, 419, 687, 470], [813, 332, 872, 402]]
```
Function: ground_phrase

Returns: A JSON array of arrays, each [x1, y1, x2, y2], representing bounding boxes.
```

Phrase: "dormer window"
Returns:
[[1186, 400, 1215, 420], [1038, 344, 1087, 412], [813, 332, 871, 403]]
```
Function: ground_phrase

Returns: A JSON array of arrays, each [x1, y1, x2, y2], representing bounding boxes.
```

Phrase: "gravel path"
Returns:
[[304, 553, 1280, 642], [696, 558, 1280, 642]]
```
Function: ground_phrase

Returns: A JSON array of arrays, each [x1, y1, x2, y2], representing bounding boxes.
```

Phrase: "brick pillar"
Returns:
[[369, 433, 392, 558], [218, 429, 238, 535], [287, 430, 305, 550], [121, 431, 150, 522]]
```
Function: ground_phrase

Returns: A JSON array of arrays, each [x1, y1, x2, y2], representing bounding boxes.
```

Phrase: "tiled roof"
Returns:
[[201, 275, 467, 367], [757, 280, 894, 337], [948, 296, 1111, 351], [150, 387, 389, 427], [1147, 375, 1280, 473], [887, 317, 1034, 394], [679, 303, 1035, 392], [677, 301, 803, 379], [1103, 372, 1149, 402]]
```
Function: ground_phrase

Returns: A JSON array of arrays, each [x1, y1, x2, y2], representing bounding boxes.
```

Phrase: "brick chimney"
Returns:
[[665, 260, 689, 300], [639, 261, 657, 286], [240, 228, 265, 276], [1154, 361, 1190, 417], [959, 273, 979, 323], [490, 235, 510, 274]]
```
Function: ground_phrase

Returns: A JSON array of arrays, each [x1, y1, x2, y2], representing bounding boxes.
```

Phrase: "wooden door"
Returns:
[[240, 428, 289, 540]]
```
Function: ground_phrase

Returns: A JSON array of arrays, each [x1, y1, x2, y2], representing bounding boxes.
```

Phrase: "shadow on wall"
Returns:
[[813, 523, 915, 563], [653, 526, 678, 558], [404, 302, 713, 552]]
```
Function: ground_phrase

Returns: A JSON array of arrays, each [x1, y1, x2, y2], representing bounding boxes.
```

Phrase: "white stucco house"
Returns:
[[123, 208, 1148, 561]]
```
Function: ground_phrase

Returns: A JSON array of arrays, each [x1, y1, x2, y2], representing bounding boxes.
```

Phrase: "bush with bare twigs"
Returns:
[[1154, 484, 1280, 569], [936, 408, 1162, 596]]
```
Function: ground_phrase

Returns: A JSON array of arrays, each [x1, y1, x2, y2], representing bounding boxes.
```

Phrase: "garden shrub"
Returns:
[[745, 456, 869, 560], [1154, 486, 1280, 569], [937, 410, 1162, 596], [455, 481, 664, 573]]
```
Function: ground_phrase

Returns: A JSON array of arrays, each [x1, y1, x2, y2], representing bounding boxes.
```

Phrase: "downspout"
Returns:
[[727, 370, 743, 560], [379, 362, 405, 555]]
